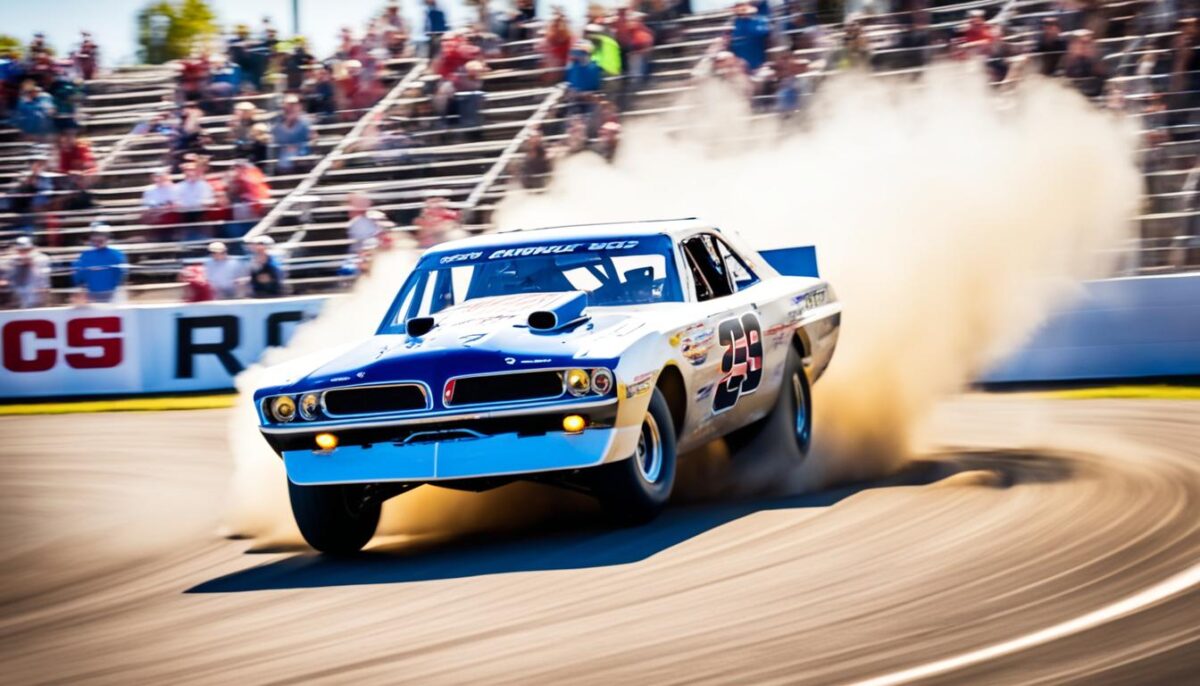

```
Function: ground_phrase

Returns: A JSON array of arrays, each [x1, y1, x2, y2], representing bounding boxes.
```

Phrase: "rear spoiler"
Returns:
[[759, 246, 820, 278]]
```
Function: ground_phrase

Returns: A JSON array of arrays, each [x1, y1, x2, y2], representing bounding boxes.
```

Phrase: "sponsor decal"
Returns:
[[625, 371, 654, 398], [519, 358, 552, 365], [330, 376, 351, 382], [695, 383, 714, 401], [504, 357, 516, 365], [675, 322, 714, 367], [792, 288, 829, 314], [438, 240, 642, 265], [765, 322, 793, 348]]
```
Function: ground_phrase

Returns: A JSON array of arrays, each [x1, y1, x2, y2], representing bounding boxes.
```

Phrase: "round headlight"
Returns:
[[565, 369, 591, 397], [590, 368, 614, 395], [298, 393, 321, 420], [270, 395, 297, 422]]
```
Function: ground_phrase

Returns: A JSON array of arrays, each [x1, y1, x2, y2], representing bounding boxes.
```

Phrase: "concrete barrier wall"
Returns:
[[983, 273, 1200, 383]]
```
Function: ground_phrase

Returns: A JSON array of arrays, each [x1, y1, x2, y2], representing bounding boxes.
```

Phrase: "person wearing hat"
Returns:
[[72, 223, 127, 304], [730, 1, 772, 71], [11, 150, 60, 216], [231, 101, 259, 159], [202, 241, 249, 300], [2, 236, 51, 308], [346, 192, 385, 254], [565, 40, 604, 104], [961, 9, 993, 47], [247, 235, 284, 298]]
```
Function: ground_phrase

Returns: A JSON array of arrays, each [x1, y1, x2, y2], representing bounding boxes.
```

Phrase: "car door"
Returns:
[[678, 233, 772, 439]]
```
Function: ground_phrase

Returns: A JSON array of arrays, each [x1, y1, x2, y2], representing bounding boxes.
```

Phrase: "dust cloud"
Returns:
[[226, 64, 1141, 542], [496, 64, 1142, 492]]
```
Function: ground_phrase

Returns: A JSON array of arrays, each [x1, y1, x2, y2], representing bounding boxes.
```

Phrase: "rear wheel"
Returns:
[[727, 345, 811, 462], [288, 481, 381, 555], [593, 388, 677, 524]]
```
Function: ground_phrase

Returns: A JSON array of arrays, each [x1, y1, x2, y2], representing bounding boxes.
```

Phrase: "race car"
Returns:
[[254, 218, 841, 553]]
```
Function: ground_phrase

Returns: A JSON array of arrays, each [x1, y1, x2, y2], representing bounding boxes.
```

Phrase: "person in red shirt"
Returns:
[[960, 9, 993, 49], [56, 129, 96, 176], [541, 11, 574, 82], [414, 195, 463, 248], [179, 264, 215, 302]]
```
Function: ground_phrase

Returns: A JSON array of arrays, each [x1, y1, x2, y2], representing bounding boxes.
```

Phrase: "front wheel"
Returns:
[[288, 481, 381, 554], [592, 388, 678, 524]]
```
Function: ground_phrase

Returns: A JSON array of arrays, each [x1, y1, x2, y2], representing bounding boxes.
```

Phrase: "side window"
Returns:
[[681, 235, 734, 301], [712, 236, 759, 291]]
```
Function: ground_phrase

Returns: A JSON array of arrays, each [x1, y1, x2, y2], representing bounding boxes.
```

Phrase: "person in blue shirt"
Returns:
[[73, 223, 127, 303], [564, 43, 605, 119], [425, 0, 449, 57], [729, 1, 772, 71]]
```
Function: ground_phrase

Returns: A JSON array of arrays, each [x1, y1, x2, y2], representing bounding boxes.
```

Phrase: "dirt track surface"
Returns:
[[2, 397, 1199, 684]]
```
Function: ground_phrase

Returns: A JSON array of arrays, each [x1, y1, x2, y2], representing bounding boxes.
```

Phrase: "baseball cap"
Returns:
[[15, 236, 33, 250], [208, 241, 228, 253]]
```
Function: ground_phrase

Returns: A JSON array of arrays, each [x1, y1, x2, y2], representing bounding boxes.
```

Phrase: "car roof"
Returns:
[[425, 218, 714, 254]]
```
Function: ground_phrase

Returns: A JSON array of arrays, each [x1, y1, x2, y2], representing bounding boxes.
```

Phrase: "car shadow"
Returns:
[[186, 451, 1069, 594]]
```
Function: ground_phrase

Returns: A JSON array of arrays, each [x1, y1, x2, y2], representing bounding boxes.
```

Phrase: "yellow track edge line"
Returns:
[[1038, 385, 1200, 400], [0, 394, 238, 415]]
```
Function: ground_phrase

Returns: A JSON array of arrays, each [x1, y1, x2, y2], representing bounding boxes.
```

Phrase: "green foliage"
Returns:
[[0, 34, 23, 59], [136, 0, 219, 64]]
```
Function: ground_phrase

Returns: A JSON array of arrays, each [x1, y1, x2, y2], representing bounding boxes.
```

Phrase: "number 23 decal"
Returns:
[[713, 312, 764, 413]]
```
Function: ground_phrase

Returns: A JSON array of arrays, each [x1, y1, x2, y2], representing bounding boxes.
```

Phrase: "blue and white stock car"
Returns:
[[255, 218, 841, 553]]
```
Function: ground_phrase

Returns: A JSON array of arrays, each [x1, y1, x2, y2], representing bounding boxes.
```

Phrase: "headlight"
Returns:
[[565, 368, 590, 396], [590, 368, 614, 395], [270, 395, 297, 422], [298, 393, 321, 420]]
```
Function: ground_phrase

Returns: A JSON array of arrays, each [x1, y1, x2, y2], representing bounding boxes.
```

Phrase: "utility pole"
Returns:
[[292, 0, 300, 35]]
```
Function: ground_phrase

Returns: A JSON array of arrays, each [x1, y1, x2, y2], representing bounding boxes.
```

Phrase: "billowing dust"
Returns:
[[226, 65, 1141, 543]]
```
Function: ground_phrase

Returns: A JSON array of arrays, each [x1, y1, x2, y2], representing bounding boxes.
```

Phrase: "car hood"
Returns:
[[262, 293, 653, 396]]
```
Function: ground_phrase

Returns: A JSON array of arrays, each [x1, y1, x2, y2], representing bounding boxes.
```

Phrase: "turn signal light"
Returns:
[[315, 433, 339, 450], [562, 415, 586, 433]]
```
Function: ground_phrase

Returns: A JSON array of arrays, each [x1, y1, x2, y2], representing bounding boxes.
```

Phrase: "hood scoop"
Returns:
[[405, 316, 436, 338], [527, 291, 590, 333]]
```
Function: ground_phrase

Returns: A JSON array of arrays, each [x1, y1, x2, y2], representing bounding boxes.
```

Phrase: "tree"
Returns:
[[0, 34, 23, 58], [136, 0, 219, 64]]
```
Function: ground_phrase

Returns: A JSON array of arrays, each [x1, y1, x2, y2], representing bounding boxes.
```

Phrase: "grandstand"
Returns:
[[2, 0, 1198, 306]]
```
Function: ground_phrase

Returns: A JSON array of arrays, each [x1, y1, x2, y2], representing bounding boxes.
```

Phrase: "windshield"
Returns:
[[380, 235, 683, 331]]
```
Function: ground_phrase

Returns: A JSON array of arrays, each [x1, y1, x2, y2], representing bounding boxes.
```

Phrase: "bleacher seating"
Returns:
[[3, 0, 1199, 306]]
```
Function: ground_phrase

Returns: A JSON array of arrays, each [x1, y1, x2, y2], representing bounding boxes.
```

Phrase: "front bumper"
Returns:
[[284, 427, 623, 485]]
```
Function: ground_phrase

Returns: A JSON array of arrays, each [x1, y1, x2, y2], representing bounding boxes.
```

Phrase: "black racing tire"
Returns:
[[726, 344, 812, 462], [287, 480, 382, 555], [593, 388, 678, 525]]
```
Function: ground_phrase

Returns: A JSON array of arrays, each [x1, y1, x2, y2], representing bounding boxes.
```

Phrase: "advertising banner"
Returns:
[[0, 296, 329, 400]]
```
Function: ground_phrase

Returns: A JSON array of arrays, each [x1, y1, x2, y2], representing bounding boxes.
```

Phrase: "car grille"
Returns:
[[322, 384, 427, 416], [447, 371, 564, 406]]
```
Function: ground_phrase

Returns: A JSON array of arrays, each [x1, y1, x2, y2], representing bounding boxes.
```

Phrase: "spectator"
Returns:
[[224, 159, 271, 241], [207, 55, 242, 114], [285, 39, 315, 91], [73, 31, 100, 81], [1034, 17, 1068, 76], [47, 74, 82, 131], [382, 2, 411, 56], [173, 162, 215, 241], [414, 195, 463, 248], [9, 151, 60, 217], [565, 43, 604, 118], [141, 167, 176, 226], [230, 101, 260, 159], [831, 21, 872, 70], [179, 264, 215, 302], [273, 94, 314, 173], [516, 128, 552, 189], [1170, 18, 1200, 105], [55, 129, 95, 176], [247, 235, 284, 297], [730, 1, 771, 71], [1062, 29, 1107, 98], [2, 236, 51, 309], [541, 11, 575, 81], [202, 241, 249, 299], [613, 8, 655, 84], [346, 191, 383, 252], [305, 64, 338, 119], [14, 81, 55, 140], [425, 0, 450, 57], [960, 9, 993, 49], [72, 223, 127, 304], [586, 24, 622, 77], [596, 121, 621, 162], [454, 60, 489, 134]]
